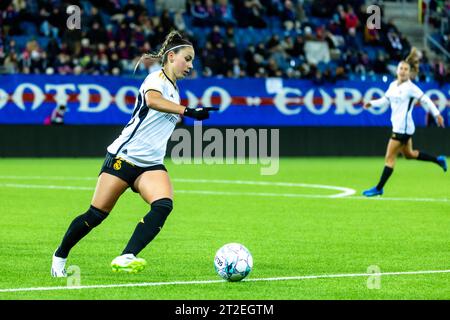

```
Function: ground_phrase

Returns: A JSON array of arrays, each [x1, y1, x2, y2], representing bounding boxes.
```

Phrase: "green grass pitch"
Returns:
[[0, 157, 448, 300]]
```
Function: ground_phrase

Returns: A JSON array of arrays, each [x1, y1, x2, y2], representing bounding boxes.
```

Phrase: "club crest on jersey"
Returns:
[[113, 159, 122, 170]]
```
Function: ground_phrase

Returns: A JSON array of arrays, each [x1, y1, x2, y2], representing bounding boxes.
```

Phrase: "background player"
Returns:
[[362, 60, 447, 197], [51, 31, 217, 276]]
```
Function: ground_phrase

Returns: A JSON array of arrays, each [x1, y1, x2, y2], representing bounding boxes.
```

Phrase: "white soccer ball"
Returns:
[[214, 243, 253, 282]]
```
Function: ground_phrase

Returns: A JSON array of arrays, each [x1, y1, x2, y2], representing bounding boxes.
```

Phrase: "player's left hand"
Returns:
[[183, 106, 219, 120], [436, 115, 445, 128]]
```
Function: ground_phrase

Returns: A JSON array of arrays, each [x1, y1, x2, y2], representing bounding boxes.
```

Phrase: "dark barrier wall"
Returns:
[[1, 125, 449, 157]]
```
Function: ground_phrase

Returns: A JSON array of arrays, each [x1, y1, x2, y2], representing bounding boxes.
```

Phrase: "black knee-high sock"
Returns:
[[417, 152, 440, 165], [55, 205, 109, 258], [122, 198, 173, 256], [376, 166, 393, 190]]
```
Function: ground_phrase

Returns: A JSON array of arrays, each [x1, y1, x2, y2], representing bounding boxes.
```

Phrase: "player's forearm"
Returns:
[[146, 96, 186, 115], [420, 95, 440, 117], [369, 96, 389, 108]]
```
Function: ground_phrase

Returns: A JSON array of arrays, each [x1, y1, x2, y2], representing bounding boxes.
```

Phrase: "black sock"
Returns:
[[417, 152, 440, 165], [55, 205, 108, 258], [122, 198, 173, 256], [376, 166, 393, 190]]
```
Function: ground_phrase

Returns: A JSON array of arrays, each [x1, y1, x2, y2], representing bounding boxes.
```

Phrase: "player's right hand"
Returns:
[[183, 107, 219, 120], [436, 114, 445, 128]]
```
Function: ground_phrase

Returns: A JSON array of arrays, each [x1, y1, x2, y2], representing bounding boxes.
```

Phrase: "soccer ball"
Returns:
[[214, 243, 253, 282]]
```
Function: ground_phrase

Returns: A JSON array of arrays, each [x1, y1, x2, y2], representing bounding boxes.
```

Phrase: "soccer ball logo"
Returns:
[[214, 243, 253, 282]]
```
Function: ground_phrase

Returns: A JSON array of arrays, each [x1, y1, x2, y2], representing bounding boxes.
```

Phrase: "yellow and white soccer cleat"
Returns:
[[111, 254, 147, 273]]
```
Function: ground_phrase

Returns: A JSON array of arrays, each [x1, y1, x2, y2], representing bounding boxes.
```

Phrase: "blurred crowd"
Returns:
[[0, 0, 449, 84]]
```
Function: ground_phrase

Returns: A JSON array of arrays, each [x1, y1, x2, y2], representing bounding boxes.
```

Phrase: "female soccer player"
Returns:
[[362, 60, 447, 197], [51, 31, 217, 276]]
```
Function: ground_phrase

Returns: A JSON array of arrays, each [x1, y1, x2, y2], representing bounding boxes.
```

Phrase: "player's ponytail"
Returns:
[[133, 30, 192, 74], [405, 47, 421, 79]]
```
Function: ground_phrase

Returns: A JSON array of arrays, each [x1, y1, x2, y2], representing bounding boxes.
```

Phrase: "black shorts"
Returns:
[[99, 153, 167, 193], [391, 132, 412, 145]]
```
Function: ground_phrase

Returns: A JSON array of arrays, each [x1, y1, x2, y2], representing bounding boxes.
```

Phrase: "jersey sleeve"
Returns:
[[409, 83, 424, 99], [142, 72, 164, 95], [420, 94, 441, 117], [410, 84, 440, 117]]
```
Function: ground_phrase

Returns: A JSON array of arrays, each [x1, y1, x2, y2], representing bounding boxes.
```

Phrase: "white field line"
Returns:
[[0, 182, 448, 202], [173, 178, 356, 198], [0, 176, 354, 198], [0, 269, 449, 293]]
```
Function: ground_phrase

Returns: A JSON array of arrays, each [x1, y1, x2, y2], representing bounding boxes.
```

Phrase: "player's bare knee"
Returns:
[[404, 150, 418, 159], [385, 156, 395, 166]]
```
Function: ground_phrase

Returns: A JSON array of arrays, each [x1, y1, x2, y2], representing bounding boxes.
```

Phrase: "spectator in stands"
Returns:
[[243, 45, 260, 76], [200, 41, 217, 75], [433, 58, 447, 86], [124, 8, 139, 26], [2, 4, 20, 35], [174, 10, 190, 36], [267, 57, 283, 77], [227, 57, 244, 78], [209, 25, 223, 46], [205, 0, 218, 25], [55, 52, 73, 75], [234, 0, 267, 29], [344, 6, 359, 34], [160, 9, 174, 31], [116, 22, 132, 43], [88, 22, 108, 45], [3, 51, 19, 73], [211, 41, 227, 75], [216, 0, 237, 26], [364, 23, 381, 46], [224, 40, 239, 61], [386, 30, 403, 60], [87, 6, 103, 29], [132, 25, 146, 48], [280, 35, 294, 56], [190, 0, 209, 27], [280, 0, 297, 30], [373, 52, 388, 74]]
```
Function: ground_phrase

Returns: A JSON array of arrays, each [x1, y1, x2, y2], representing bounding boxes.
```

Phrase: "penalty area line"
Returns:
[[0, 269, 449, 293]]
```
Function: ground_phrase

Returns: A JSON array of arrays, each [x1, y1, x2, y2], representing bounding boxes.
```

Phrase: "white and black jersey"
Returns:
[[107, 69, 180, 167], [370, 79, 440, 135]]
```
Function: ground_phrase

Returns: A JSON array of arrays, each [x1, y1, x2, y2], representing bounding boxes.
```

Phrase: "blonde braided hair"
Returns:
[[133, 30, 192, 74]]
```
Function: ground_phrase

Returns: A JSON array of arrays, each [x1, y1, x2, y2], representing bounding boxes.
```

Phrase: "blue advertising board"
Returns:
[[0, 75, 448, 126]]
